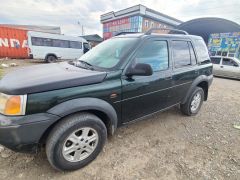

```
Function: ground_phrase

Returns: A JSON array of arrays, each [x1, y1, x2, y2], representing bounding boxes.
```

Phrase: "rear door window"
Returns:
[[211, 57, 221, 64], [222, 58, 239, 67], [172, 41, 191, 68]]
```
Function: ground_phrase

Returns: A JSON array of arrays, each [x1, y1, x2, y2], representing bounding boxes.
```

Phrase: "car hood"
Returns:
[[0, 62, 107, 95]]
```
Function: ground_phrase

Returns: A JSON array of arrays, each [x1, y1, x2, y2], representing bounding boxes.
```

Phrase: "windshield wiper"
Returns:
[[69, 60, 94, 70], [79, 60, 94, 69]]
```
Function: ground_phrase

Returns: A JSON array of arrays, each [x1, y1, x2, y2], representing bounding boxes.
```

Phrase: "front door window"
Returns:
[[222, 58, 239, 67], [134, 41, 169, 72]]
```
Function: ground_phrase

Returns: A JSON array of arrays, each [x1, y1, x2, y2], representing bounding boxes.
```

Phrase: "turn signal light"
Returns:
[[4, 96, 21, 115]]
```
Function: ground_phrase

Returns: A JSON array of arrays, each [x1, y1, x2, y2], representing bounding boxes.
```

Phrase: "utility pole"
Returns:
[[77, 21, 84, 36]]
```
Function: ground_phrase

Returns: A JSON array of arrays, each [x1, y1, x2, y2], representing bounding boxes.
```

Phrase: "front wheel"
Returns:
[[46, 113, 107, 171], [180, 87, 204, 116]]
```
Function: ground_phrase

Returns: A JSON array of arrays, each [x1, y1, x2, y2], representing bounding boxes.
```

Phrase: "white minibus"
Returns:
[[28, 31, 90, 62]]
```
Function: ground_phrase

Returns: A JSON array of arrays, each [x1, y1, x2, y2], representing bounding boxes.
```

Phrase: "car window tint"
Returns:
[[42, 38, 52, 47], [135, 41, 169, 71], [194, 39, 210, 63], [31, 37, 52, 46], [52, 39, 69, 48], [172, 41, 191, 68], [31, 37, 43, 46], [83, 43, 90, 49], [70, 41, 82, 49], [222, 58, 239, 67], [211, 57, 221, 64], [188, 42, 197, 65]]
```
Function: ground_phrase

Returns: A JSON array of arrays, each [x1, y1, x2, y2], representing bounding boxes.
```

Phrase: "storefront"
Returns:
[[208, 32, 240, 59], [100, 5, 182, 40]]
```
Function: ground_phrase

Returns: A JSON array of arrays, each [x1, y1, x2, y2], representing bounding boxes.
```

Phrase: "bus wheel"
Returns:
[[46, 55, 57, 63]]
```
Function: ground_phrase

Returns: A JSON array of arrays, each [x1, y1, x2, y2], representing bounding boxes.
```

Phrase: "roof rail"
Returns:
[[145, 28, 189, 35], [115, 32, 139, 36]]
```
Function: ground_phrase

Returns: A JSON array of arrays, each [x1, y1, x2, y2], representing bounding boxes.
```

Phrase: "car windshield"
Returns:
[[79, 38, 138, 69]]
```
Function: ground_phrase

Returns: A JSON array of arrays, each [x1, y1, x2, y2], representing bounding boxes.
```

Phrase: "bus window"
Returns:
[[70, 41, 82, 49]]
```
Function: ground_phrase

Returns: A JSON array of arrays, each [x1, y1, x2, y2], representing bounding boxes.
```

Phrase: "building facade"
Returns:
[[101, 4, 182, 40]]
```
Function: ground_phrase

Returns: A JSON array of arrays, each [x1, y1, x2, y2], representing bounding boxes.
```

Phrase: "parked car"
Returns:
[[211, 56, 240, 79], [0, 28, 213, 171], [28, 31, 91, 63]]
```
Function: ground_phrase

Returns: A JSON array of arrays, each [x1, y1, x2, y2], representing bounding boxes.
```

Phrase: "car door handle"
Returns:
[[220, 66, 224, 68]]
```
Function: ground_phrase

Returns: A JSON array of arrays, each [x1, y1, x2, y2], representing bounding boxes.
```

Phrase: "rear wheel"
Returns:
[[46, 55, 57, 63], [46, 113, 107, 171], [180, 87, 204, 116]]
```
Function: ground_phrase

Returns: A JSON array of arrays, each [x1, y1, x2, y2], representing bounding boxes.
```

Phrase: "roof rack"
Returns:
[[145, 28, 189, 35]]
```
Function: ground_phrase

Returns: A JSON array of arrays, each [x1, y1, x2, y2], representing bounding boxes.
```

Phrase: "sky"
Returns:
[[0, 0, 239, 37]]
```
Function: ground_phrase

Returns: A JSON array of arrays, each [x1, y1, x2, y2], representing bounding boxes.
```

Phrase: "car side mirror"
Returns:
[[125, 63, 153, 77]]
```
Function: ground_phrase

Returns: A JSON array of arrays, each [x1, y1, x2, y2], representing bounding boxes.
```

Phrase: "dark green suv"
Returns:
[[0, 28, 213, 171]]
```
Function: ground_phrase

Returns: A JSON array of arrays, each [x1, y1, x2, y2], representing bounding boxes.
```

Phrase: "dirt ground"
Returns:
[[0, 60, 239, 180]]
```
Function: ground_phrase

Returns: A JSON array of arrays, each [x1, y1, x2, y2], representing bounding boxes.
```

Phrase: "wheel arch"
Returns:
[[45, 53, 58, 60], [39, 98, 118, 144], [197, 81, 208, 101], [182, 75, 211, 104]]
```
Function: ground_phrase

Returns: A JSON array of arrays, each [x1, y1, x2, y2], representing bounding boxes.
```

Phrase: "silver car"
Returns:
[[210, 56, 240, 79]]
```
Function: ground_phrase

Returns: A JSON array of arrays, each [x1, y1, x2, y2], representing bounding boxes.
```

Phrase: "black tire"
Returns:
[[46, 55, 57, 63], [180, 87, 204, 116], [46, 113, 107, 171]]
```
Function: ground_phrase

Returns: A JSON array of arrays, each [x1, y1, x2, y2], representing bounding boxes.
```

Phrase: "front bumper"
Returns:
[[0, 113, 59, 153]]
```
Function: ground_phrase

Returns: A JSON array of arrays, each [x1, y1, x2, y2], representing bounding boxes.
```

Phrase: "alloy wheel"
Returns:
[[62, 127, 99, 162], [190, 92, 202, 113]]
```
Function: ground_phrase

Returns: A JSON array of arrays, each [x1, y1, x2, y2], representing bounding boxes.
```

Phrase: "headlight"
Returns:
[[0, 93, 27, 116]]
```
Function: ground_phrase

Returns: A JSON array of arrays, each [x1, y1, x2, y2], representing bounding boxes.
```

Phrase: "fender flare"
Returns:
[[182, 75, 212, 104], [47, 98, 118, 134]]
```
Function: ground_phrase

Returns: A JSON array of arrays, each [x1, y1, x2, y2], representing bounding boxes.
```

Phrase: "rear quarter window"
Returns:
[[194, 39, 210, 64]]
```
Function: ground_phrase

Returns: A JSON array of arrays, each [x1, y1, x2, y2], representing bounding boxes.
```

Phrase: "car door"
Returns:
[[221, 58, 240, 78], [83, 42, 91, 54], [168, 40, 200, 105], [210, 57, 222, 75], [121, 38, 173, 123]]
